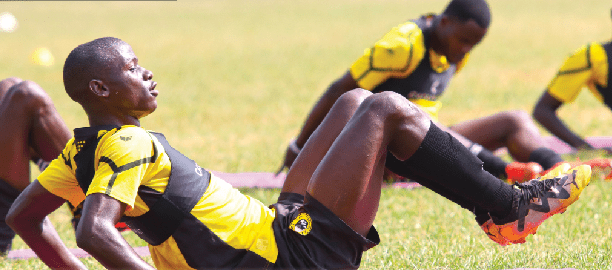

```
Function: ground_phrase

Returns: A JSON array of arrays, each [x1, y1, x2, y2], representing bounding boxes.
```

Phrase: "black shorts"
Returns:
[[271, 192, 379, 269], [0, 178, 20, 253]]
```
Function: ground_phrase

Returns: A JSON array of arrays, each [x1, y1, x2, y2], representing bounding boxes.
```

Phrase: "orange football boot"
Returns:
[[490, 163, 591, 245]]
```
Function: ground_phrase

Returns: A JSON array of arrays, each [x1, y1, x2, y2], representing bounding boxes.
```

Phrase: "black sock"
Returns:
[[386, 161, 483, 216], [528, 147, 564, 170], [471, 145, 509, 179], [385, 122, 514, 218]]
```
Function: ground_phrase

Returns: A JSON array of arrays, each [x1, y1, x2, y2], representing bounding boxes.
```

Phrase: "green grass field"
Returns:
[[1, 0, 611, 269]]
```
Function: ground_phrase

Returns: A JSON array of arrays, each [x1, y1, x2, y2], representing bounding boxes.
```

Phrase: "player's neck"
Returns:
[[87, 112, 141, 128]]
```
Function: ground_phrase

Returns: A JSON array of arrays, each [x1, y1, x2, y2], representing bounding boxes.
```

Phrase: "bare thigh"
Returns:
[[303, 91, 430, 235], [282, 89, 372, 196], [0, 80, 71, 190]]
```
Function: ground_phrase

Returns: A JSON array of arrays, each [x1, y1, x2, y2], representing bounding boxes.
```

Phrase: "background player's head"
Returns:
[[63, 37, 158, 122], [432, 0, 490, 63]]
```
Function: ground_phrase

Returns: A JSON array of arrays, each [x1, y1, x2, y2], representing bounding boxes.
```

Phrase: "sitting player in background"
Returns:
[[0, 77, 72, 255], [0, 78, 129, 253], [278, 0, 569, 183], [6, 37, 592, 269], [533, 9, 612, 156]]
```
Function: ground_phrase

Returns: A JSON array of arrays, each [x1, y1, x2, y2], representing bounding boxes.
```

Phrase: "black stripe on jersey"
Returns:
[[61, 151, 72, 169], [74, 126, 123, 193], [98, 141, 159, 195], [355, 30, 418, 83], [557, 44, 592, 76]]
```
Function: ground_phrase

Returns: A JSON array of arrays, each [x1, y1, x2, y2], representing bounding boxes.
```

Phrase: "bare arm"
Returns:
[[277, 71, 359, 173], [533, 91, 591, 149], [295, 71, 359, 147], [6, 181, 87, 269], [76, 193, 155, 270]]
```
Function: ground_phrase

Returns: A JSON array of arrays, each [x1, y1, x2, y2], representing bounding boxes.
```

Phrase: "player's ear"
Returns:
[[89, 79, 109, 97]]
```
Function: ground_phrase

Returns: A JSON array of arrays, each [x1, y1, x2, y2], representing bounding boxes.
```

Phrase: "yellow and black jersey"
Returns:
[[547, 41, 612, 108], [38, 125, 278, 269], [349, 14, 469, 121]]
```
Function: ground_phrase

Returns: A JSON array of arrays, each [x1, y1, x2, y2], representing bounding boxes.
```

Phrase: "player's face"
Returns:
[[104, 43, 158, 119], [437, 18, 487, 64]]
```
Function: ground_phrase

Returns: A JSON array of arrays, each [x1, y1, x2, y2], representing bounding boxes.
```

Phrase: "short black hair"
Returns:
[[63, 37, 125, 102], [442, 0, 491, 29]]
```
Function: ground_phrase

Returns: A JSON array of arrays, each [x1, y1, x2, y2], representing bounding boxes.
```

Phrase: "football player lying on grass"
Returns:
[[6, 37, 591, 269]]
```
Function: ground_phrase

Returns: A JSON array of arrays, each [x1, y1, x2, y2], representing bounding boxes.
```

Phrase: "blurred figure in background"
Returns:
[[279, 0, 566, 183], [534, 9, 612, 155], [0, 77, 72, 254]]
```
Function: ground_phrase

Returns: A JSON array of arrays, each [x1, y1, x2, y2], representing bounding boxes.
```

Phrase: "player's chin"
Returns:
[[449, 54, 465, 64], [149, 102, 158, 113], [138, 109, 156, 120], [141, 103, 158, 117]]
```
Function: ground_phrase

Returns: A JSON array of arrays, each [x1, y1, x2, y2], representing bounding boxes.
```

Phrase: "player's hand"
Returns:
[[275, 140, 301, 176]]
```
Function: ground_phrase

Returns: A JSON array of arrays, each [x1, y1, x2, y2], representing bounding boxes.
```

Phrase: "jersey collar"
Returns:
[[74, 125, 121, 143], [428, 48, 451, 73]]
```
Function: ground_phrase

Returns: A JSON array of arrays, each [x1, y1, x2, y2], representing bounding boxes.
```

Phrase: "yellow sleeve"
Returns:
[[349, 21, 427, 90], [87, 127, 156, 209], [37, 138, 86, 207], [547, 43, 608, 103]]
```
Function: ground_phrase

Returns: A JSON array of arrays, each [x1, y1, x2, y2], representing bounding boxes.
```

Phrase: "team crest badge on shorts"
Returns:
[[290, 212, 312, 236]]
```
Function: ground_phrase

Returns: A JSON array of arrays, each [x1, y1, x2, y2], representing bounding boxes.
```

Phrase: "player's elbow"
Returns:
[[75, 226, 98, 251], [5, 202, 33, 234], [532, 105, 548, 124], [5, 205, 20, 232], [532, 107, 542, 122], [75, 220, 116, 252]]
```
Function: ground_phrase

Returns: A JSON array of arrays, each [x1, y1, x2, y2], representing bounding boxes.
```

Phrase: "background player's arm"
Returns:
[[533, 91, 592, 149], [277, 22, 425, 173], [295, 71, 359, 148], [7, 181, 87, 269], [533, 43, 611, 152], [76, 193, 155, 270], [277, 71, 358, 172]]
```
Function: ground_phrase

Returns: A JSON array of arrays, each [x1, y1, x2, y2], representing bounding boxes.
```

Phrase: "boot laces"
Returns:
[[514, 178, 556, 206]]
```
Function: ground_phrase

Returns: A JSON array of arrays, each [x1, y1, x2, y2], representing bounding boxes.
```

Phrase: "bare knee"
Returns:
[[0, 77, 23, 88], [501, 110, 538, 130], [362, 92, 430, 160], [363, 91, 427, 123], [6, 81, 54, 112], [0, 77, 23, 97], [336, 88, 372, 107]]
